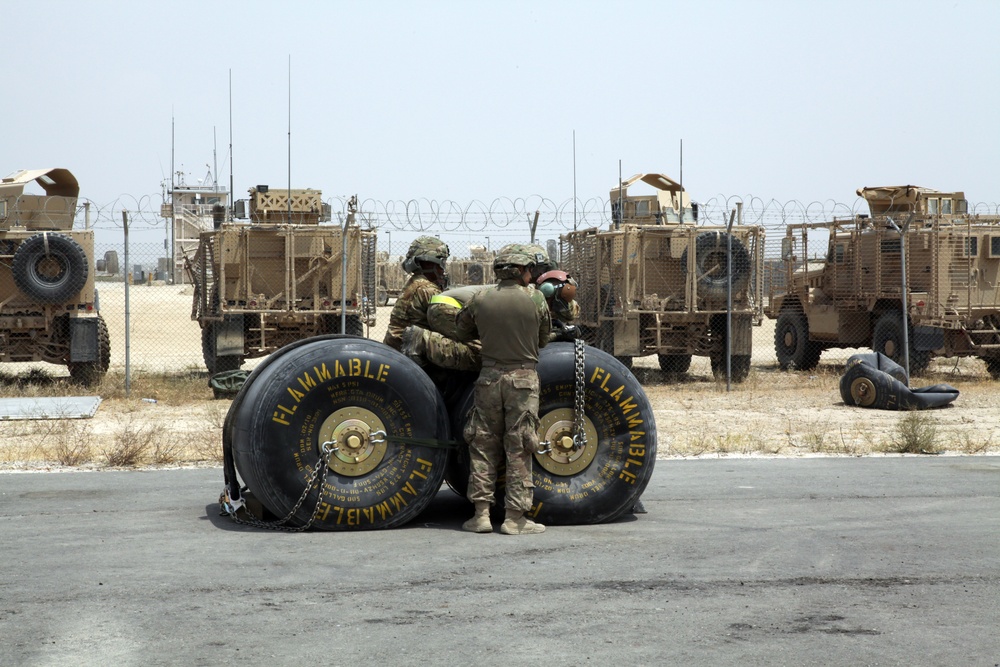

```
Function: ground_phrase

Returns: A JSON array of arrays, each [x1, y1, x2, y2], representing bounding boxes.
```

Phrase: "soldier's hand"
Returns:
[[552, 324, 580, 342]]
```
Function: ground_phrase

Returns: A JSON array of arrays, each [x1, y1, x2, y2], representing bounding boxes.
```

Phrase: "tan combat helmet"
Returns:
[[402, 235, 450, 274], [494, 244, 538, 281]]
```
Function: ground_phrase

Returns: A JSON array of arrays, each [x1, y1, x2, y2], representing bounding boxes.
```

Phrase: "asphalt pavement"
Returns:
[[2, 457, 999, 667]]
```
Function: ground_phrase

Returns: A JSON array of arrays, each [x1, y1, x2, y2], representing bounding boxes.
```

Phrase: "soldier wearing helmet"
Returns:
[[383, 235, 450, 351], [454, 244, 551, 536], [536, 268, 582, 341]]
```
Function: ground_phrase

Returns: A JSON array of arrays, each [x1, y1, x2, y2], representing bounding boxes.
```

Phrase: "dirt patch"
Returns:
[[1, 285, 997, 469]]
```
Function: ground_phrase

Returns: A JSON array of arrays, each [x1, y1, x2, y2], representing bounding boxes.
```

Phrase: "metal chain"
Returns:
[[221, 442, 335, 532], [573, 338, 587, 450]]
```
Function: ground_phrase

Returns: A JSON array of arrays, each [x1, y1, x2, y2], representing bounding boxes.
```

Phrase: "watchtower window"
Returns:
[[633, 200, 649, 217], [927, 198, 939, 215], [942, 199, 953, 214], [0, 200, 6, 219]]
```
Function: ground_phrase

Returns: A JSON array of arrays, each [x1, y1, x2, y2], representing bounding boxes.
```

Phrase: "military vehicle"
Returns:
[[375, 250, 405, 305], [0, 168, 109, 384], [446, 244, 495, 286], [767, 185, 1000, 377], [560, 173, 765, 381], [184, 186, 377, 374]]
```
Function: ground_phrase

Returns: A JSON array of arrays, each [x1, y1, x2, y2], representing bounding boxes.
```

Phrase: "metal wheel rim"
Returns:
[[535, 408, 599, 476], [849, 377, 877, 407], [318, 407, 387, 476]]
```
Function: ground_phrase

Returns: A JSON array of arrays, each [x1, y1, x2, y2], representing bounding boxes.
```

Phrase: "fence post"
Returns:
[[122, 210, 131, 397]]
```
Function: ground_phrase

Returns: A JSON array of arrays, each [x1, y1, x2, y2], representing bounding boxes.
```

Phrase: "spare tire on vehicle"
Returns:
[[680, 231, 751, 299], [224, 336, 451, 530], [445, 342, 656, 524], [12, 232, 89, 303]]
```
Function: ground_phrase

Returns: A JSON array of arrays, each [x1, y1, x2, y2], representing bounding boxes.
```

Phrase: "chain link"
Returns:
[[221, 441, 336, 532], [573, 338, 587, 450]]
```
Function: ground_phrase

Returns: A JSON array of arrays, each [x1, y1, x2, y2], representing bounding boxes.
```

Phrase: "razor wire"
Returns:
[[70, 191, 1000, 236]]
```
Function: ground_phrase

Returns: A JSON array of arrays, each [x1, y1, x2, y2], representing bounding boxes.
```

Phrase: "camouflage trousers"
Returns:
[[425, 303, 481, 371], [463, 367, 540, 512]]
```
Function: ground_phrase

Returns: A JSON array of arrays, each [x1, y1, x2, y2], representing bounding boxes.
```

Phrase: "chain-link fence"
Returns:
[[6, 191, 1000, 383]]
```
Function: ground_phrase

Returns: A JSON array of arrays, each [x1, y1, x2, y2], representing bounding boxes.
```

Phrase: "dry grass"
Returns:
[[1, 357, 999, 469]]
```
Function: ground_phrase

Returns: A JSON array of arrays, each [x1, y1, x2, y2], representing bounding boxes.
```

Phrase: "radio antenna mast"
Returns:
[[228, 69, 234, 220], [287, 55, 292, 222]]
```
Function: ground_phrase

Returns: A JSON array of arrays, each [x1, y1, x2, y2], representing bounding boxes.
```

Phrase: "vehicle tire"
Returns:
[[11, 233, 89, 304], [104, 250, 120, 276], [68, 316, 111, 386], [680, 231, 751, 299], [202, 321, 242, 375], [226, 336, 450, 530], [711, 354, 751, 383], [445, 342, 657, 525], [839, 359, 899, 409], [376, 287, 389, 307], [323, 314, 364, 336], [774, 308, 821, 371], [984, 357, 1000, 380], [872, 311, 931, 376], [658, 353, 692, 374]]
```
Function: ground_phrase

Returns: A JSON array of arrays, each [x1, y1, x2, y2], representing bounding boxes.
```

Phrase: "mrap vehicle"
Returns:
[[0, 168, 109, 384], [560, 173, 764, 381], [767, 185, 1000, 377], [185, 186, 377, 374]]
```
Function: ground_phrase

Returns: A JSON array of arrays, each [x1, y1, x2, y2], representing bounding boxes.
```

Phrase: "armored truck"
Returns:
[[0, 168, 109, 384], [185, 187, 377, 374], [767, 185, 1000, 377], [560, 173, 765, 381]]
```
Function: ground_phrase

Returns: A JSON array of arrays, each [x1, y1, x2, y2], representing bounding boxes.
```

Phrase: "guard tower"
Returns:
[[160, 169, 229, 284]]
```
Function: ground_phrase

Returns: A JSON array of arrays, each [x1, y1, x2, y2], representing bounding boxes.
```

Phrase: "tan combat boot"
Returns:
[[462, 501, 493, 533], [500, 509, 546, 535]]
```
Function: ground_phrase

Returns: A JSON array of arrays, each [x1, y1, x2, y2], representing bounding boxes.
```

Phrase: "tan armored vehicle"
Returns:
[[561, 173, 765, 381], [0, 168, 109, 384], [767, 185, 1000, 376], [185, 186, 377, 374], [446, 244, 495, 286]]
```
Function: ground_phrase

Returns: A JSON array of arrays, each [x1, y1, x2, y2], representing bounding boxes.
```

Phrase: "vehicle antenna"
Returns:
[[573, 130, 578, 232], [679, 138, 684, 223], [287, 55, 292, 222], [229, 69, 234, 222]]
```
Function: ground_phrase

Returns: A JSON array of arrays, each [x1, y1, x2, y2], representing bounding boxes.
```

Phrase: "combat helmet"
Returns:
[[523, 243, 554, 281], [402, 235, 450, 274], [493, 243, 537, 280]]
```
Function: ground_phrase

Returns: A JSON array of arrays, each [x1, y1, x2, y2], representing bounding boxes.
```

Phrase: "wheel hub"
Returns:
[[783, 330, 794, 348], [884, 340, 896, 357], [849, 377, 877, 407], [317, 407, 387, 476], [535, 408, 599, 476]]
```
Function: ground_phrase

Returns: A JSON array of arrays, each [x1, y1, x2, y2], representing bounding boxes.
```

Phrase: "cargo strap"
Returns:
[[382, 433, 459, 450]]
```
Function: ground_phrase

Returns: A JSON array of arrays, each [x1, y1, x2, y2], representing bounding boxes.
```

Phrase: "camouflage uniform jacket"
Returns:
[[455, 280, 551, 365], [383, 274, 440, 350]]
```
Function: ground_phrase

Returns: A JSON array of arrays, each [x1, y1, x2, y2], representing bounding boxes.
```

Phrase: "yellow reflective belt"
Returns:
[[429, 295, 462, 309]]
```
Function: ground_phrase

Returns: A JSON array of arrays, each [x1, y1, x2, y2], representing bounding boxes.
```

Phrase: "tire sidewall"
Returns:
[[12, 233, 88, 303], [231, 337, 450, 530]]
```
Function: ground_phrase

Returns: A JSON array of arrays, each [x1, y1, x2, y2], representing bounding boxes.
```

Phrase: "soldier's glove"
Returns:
[[551, 324, 580, 342]]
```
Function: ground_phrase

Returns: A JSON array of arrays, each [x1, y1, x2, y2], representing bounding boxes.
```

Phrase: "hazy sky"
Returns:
[[7, 0, 999, 244]]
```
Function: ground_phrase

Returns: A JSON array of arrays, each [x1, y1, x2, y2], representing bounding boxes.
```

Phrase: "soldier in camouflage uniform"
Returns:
[[383, 236, 450, 352], [456, 244, 551, 535], [402, 283, 488, 370]]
